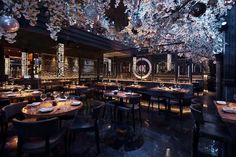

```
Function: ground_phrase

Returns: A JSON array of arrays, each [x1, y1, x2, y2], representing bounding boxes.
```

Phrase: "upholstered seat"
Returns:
[[13, 117, 66, 157], [68, 100, 105, 154], [117, 95, 142, 132], [69, 115, 94, 130], [190, 104, 232, 157], [21, 131, 64, 153]]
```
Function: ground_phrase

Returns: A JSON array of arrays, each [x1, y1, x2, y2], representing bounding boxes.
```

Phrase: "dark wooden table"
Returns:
[[0, 90, 41, 102], [214, 101, 236, 123], [22, 100, 83, 119]]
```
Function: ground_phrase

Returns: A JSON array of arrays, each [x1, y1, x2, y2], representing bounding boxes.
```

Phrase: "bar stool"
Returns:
[[190, 104, 232, 157]]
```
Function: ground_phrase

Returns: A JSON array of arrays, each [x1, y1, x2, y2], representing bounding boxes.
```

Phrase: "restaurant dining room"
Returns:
[[0, 0, 236, 157]]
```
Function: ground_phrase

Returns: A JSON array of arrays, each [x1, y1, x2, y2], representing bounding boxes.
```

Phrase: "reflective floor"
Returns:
[[2, 94, 221, 157]]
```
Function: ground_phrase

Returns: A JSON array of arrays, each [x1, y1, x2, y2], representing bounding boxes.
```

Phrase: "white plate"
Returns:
[[222, 107, 236, 114], [25, 89, 33, 92], [216, 101, 227, 105], [39, 107, 54, 113], [32, 91, 41, 94], [125, 92, 132, 95], [27, 102, 41, 107], [57, 98, 67, 101], [71, 101, 81, 106], [6, 94, 16, 97]]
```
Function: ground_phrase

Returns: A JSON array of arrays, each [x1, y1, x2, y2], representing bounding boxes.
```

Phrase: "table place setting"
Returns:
[[27, 102, 41, 107], [216, 100, 227, 105], [71, 101, 81, 106], [222, 107, 236, 114], [38, 107, 55, 113]]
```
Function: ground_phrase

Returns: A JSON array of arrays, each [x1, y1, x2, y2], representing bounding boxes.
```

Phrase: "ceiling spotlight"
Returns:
[[222, 21, 227, 26], [219, 21, 228, 32]]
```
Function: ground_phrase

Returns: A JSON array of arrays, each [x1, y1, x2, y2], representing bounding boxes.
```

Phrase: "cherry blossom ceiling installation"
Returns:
[[0, 0, 235, 62]]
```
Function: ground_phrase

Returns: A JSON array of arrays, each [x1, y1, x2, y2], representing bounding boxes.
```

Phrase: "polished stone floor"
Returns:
[[1, 94, 221, 157]]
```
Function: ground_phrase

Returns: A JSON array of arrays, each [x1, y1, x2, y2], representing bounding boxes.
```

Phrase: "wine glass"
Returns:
[[118, 85, 121, 91], [64, 92, 70, 100], [52, 91, 58, 100], [27, 85, 31, 90], [40, 94, 47, 102], [123, 86, 126, 91], [18, 87, 23, 94], [233, 94, 236, 102]]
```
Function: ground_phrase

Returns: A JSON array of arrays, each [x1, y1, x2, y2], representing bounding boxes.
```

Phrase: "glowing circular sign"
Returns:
[[133, 58, 152, 79]]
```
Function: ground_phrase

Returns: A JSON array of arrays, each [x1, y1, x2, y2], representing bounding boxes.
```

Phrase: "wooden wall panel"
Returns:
[[223, 4, 236, 101]]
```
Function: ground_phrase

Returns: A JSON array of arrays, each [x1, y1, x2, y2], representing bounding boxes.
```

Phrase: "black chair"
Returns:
[[191, 100, 222, 124], [0, 99, 10, 138], [148, 94, 167, 112], [117, 95, 142, 132], [168, 93, 191, 119], [68, 100, 105, 154], [1, 101, 28, 153], [13, 117, 66, 157], [190, 104, 232, 157]]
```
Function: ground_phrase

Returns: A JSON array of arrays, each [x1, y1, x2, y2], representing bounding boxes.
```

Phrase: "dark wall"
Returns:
[[223, 4, 236, 101], [0, 43, 6, 82]]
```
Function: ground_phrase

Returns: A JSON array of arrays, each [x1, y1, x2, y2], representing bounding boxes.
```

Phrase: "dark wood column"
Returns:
[[78, 57, 81, 83], [97, 58, 100, 81], [223, 4, 236, 101], [189, 59, 192, 83], [215, 53, 223, 99], [0, 43, 5, 84]]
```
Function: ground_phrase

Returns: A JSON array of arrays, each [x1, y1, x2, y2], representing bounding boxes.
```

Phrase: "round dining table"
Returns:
[[22, 100, 83, 119], [104, 91, 141, 103], [0, 90, 42, 102]]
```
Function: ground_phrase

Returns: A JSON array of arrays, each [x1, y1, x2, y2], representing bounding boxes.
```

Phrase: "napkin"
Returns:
[[216, 101, 227, 105]]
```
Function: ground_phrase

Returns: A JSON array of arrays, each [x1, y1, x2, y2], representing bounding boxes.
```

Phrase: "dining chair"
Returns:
[[0, 101, 28, 154], [0, 99, 10, 138], [168, 92, 192, 119], [190, 104, 232, 157], [68, 100, 105, 154], [117, 95, 142, 132], [148, 93, 167, 113], [13, 117, 66, 157]]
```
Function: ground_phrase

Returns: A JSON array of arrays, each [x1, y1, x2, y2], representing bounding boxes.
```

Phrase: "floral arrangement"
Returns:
[[0, 0, 235, 62]]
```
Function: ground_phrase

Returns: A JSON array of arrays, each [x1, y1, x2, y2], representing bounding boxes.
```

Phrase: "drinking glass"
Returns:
[[27, 85, 31, 90], [18, 87, 23, 94], [52, 91, 58, 100], [64, 92, 70, 100], [40, 94, 47, 102], [233, 94, 236, 102], [118, 85, 121, 91], [123, 86, 126, 91]]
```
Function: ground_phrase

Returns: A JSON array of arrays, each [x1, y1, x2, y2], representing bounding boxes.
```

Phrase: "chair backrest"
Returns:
[[69, 95, 80, 100], [129, 95, 141, 105], [0, 99, 10, 109], [2, 101, 28, 121], [85, 89, 95, 99], [13, 117, 59, 138], [91, 100, 105, 120], [190, 103, 204, 125]]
